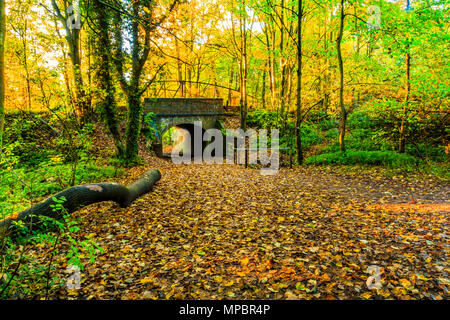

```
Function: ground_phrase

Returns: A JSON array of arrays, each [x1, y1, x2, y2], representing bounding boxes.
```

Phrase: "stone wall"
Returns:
[[144, 98, 224, 114]]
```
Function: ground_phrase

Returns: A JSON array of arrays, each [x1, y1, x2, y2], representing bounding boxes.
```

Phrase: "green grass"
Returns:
[[305, 150, 449, 180], [0, 162, 124, 219], [305, 150, 419, 168]]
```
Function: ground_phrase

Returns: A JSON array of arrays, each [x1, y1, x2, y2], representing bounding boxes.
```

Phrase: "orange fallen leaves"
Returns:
[[240, 257, 250, 267], [18, 147, 449, 300], [367, 203, 450, 213]]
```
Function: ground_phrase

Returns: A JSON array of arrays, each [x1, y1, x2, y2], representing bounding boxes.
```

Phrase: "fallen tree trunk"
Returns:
[[0, 168, 161, 236]]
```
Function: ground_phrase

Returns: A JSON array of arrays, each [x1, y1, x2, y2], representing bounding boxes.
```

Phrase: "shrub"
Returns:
[[54, 123, 94, 163], [305, 150, 419, 168], [323, 128, 339, 140], [247, 110, 279, 128], [305, 111, 338, 131], [2, 116, 55, 168], [0, 198, 103, 299], [347, 110, 378, 130], [306, 110, 330, 123], [142, 112, 161, 143], [346, 128, 392, 151], [316, 118, 339, 131], [406, 143, 448, 162], [300, 124, 323, 150]]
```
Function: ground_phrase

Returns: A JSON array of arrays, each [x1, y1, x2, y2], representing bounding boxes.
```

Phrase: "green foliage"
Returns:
[[1, 113, 94, 169], [420, 162, 450, 180], [316, 108, 448, 165], [0, 162, 123, 220], [347, 111, 378, 130], [163, 127, 176, 146], [0, 197, 103, 299], [245, 108, 447, 174], [0, 112, 114, 299], [246, 110, 279, 129], [306, 111, 338, 131], [246, 110, 323, 153], [142, 112, 160, 143], [406, 143, 448, 163], [323, 128, 339, 140], [0, 238, 62, 299], [305, 150, 419, 168], [1, 114, 55, 168], [54, 123, 94, 163], [44, 198, 104, 270], [299, 123, 323, 150]]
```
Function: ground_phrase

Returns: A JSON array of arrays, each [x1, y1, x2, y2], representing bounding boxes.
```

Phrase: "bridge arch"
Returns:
[[144, 98, 225, 158], [161, 123, 207, 156]]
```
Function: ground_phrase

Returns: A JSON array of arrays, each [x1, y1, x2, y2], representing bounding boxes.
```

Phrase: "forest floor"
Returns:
[[25, 122, 449, 300]]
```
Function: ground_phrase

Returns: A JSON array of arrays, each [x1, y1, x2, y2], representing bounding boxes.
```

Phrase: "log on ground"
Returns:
[[0, 168, 162, 236]]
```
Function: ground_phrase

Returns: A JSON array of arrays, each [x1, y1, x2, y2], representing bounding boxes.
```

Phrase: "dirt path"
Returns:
[[38, 155, 448, 300]]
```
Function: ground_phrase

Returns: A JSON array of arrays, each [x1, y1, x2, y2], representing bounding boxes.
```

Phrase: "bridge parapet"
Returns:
[[144, 98, 224, 115]]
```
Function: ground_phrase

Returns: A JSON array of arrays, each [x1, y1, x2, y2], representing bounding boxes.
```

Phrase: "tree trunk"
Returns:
[[337, 0, 347, 152], [68, 28, 89, 122], [109, 0, 175, 163], [0, 0, 4, 151], [399, 52, 411, 153], [125, 93, 142, 162], [239, 0, 248, 130], [91, 0, 124, 158], [0, 169, 162, 236], [51, 0, 91, 124], [20, 20, 32, 111], [227, 58, 235, 107], [175, 38, 184, 97], [279, 0, 286, 120], [296, 0, 303, 164], [264, 25, 275, 110], [53, 17, 76, 113], [261, 60, 266, 109]]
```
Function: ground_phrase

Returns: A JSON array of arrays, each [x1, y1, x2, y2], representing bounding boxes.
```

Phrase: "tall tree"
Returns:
[[238, 0, 248, 130], [9, 0, 33, 111], [48, 0, 92, 124], [399, 0, 412, 153], [399, 49, 411, 153], [295, 0, 302, 164], [336, 0, 347, 152], [108, 0, 178, 162], [0, 0, 5, 151], [90, 0, 124, 158], [263, 22, 276, 109]]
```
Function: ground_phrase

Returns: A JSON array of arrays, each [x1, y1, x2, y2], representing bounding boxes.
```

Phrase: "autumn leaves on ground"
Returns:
[[24, 134, 446, 300]]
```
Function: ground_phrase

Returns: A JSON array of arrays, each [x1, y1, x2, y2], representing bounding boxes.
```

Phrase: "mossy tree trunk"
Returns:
[[125, 92, 142, 162], [0, 169, 162, 237], [91, 0, 125, 158], [109, 1, 178, 163], [88, 1, 178, 163]]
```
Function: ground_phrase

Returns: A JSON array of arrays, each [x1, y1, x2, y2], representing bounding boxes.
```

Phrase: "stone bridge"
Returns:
[[144, 98, 225, 156]]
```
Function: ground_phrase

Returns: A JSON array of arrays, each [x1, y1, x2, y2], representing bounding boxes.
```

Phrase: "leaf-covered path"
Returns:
[[3, 115, 446, 301], [45, 156, 449, 300]]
